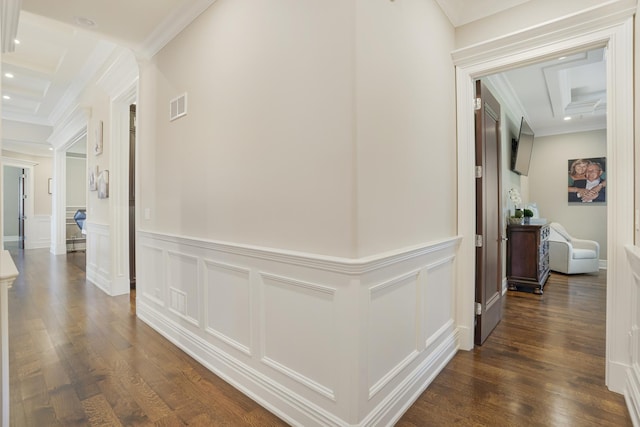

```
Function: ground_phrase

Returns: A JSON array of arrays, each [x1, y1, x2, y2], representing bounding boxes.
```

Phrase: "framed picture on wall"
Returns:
[[94, 120, 103, 155], [89, 165, 98, 191], [568, 157, 606, 204], [97, 169, 109, 199]]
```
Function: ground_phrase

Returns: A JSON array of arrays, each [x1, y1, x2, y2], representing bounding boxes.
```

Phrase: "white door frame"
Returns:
[[51, 129, 87, 255], [108, 80, 137, 295], [453, 8, 635, 394]]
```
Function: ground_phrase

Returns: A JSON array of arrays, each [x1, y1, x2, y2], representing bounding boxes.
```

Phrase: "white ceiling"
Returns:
[[435, 0, 532, 26], [488, 48, 607, 137], [1, 0, 605, 157], [1, 0, 215, 156]]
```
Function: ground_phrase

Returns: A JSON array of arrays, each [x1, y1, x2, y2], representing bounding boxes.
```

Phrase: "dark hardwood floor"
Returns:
[[399, 271, 631, 426], [6, 248, 631, 426], [7, 248, 287, 426]]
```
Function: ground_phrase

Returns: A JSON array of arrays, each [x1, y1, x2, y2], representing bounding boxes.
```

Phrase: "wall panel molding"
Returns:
[[26, 215, 51, 250], [86, 222, 112, 295], [138, 230, 461, 275], [136, 230, 460, 426]]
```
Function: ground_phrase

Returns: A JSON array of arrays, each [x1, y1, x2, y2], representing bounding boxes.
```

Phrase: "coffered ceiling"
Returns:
[[488, 48, 607, 137], [1, 0, 605, 157], [1, 0, 216, 156]]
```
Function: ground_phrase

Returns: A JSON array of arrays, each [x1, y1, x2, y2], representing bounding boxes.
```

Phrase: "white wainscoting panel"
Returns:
[[423, 257, 455, 347], [139, 244, 165, 307], [86, 222, 112, 295], [136, 230, 461, 426], [204, 260, 252, 355], [261, 272, 337, 401], [26, 215, 51, 249], [368, 271, 420, 399], [167, 251, 200, 326]]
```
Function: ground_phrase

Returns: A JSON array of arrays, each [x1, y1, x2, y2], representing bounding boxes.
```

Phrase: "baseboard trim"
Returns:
[[138, 299, 459, 427], [87, 264, 113, 296], [361, 328, 458, 427], [137, 300, 343, 426]]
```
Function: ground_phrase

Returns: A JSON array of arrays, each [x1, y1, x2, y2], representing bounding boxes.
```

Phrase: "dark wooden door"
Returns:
[[129, 104, 136, 289], [18, 169, 25, 249], [474, 80, 503, 345]]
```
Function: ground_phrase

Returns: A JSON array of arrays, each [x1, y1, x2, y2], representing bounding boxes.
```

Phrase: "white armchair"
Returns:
[[548, 222, 600, 274]]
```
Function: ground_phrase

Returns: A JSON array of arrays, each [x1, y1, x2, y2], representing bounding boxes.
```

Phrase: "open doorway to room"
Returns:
[[1, 157, 39, 252], [65, 136, 87, 254], [2, 166, 25, 249], [473, 46, 608, 343], [129, 104, 136, 290], [487, 47, 607, 269], [456, 18, 635, 396]]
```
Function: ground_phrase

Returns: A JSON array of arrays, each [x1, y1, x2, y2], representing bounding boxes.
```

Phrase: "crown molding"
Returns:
[[95, 49, 138, 99], [452, 0, 636, 67], [48, 106, 90, 149], [485, 74, 527, 128], [1, 0, 21, 53], [1, 156, 39, 167], [137, 0, 217, 59], [48, 40, 117, 126]]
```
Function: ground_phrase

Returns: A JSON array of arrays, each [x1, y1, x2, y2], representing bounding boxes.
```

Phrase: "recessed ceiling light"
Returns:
[[564, 116, 572, 121], [49, 147, 53, 151], [3, 95, 11, 100], [13, 39, 19, 44], [74, 16, 96, 27], [4, 73, 14, 78], [558, 56, 567, 60]]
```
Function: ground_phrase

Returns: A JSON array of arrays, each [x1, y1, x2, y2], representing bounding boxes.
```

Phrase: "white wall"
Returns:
[[355, 0, 456, 256], [136, 1, 460, 425], [635, 2, 640, 247], [528, 130, 607, 259], [66, 155, 86, 208], [140, 0, 357, 258]]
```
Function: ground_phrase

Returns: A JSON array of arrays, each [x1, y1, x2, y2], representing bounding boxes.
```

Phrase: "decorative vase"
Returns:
[[523, 217, 530, 225]]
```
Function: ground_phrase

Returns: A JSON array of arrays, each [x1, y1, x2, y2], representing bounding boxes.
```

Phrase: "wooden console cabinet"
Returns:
[[507, 224, 550, 294]]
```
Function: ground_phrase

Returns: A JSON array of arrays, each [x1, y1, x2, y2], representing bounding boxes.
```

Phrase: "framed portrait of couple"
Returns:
[[568, 157, 606, 204]]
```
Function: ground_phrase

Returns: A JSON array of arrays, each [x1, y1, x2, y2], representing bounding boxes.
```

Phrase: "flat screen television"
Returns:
[[511, 117, 534, 176]]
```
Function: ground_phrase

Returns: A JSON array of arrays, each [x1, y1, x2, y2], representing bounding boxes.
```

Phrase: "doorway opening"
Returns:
[[2, 166, 25, 250], [472, 47, 608, 352], [129, 104, 136, 290], [455, 17, 633, 393]]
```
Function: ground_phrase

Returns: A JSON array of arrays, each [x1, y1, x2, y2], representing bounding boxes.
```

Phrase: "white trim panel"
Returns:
[[86, 222, 112, 295], [26, 215, 51, 250]]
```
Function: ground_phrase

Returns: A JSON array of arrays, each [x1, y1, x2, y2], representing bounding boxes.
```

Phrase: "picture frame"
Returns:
[[89, 165, 98, 191], [567, 157, 606, 204], [94, 120, 103, 156], [98, 169, 109, 199]]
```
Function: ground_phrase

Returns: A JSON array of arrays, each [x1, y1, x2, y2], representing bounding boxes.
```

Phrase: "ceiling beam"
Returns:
[[1, 0, 21, 53]]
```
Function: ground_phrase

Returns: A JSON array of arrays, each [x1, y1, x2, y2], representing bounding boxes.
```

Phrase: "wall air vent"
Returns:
[[169, 93, 187, 121]]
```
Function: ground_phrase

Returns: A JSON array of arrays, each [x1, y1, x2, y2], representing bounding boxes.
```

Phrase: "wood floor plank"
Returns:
[[399, 270, 632, 426], [82, 393, 124, 427]]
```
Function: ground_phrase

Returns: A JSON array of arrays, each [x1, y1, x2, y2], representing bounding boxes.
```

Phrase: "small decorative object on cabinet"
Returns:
[[507, 224, 550, 294]]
